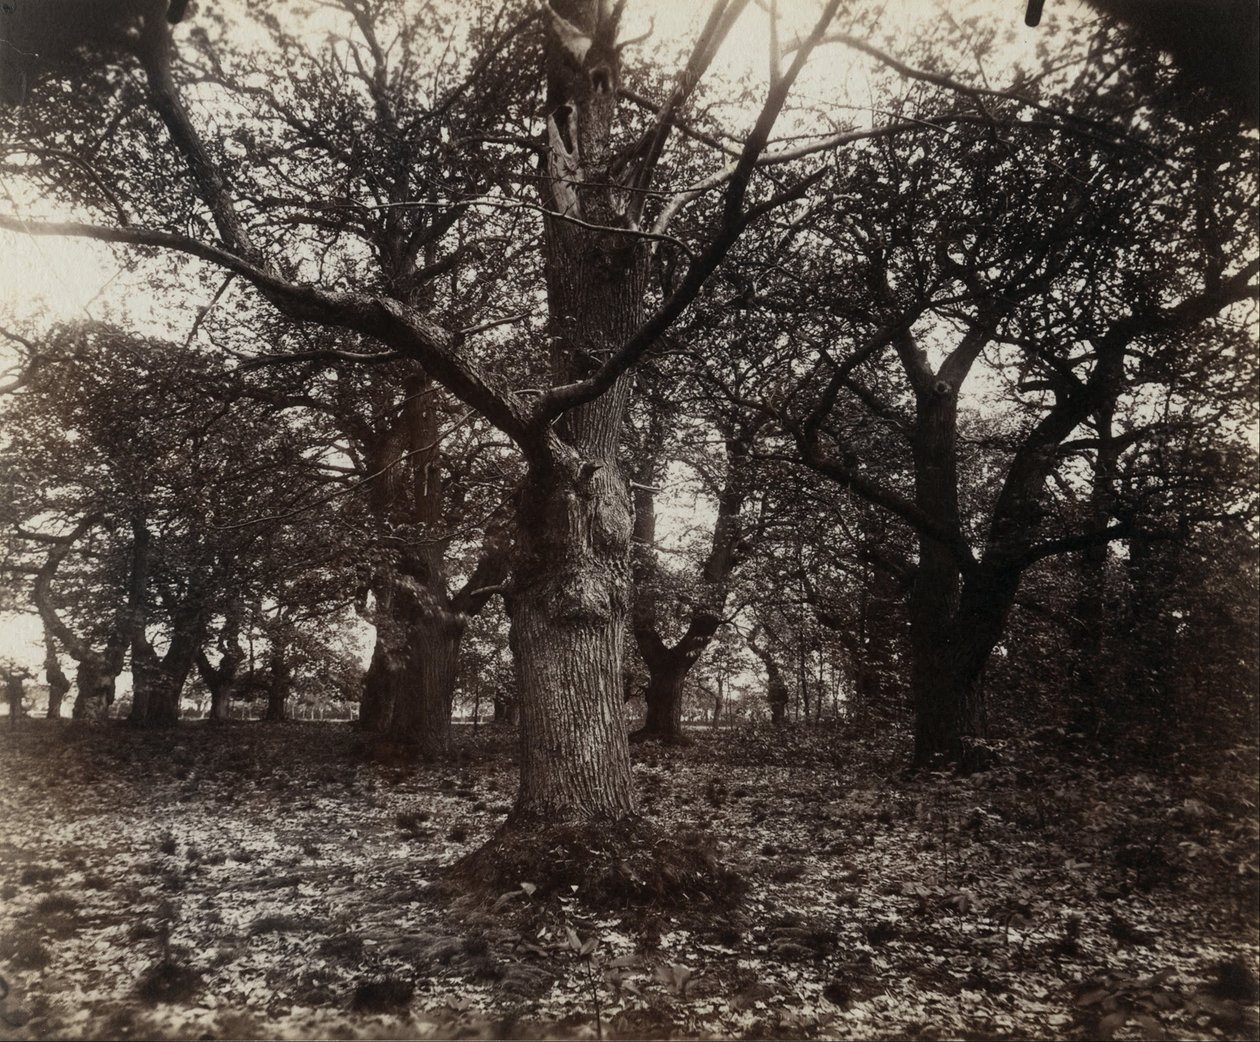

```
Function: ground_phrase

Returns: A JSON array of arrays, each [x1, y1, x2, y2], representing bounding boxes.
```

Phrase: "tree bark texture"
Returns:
[[501, 0, 652, 821], [264, 642, 291, 722], [510, 460, 636, 820], [907, 385, 1018, 764], [129, 607, 205, 727]]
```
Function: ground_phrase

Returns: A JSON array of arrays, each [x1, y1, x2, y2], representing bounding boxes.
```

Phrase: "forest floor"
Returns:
[[0, 718, 1256, 1041]]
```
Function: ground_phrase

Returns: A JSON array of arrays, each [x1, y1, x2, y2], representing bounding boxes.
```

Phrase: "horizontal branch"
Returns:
[[0, 213, 542, 454]]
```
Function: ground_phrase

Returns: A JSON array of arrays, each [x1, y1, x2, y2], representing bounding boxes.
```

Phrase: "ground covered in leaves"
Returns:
[[0, 719, 1256, 1041]]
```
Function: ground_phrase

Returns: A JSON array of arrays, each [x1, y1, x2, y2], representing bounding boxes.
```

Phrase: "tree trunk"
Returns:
[[750, 630, 790, 725], [629, 423, 751, 745], [636, 652, 690, 744], [493, 692, 518, 725], [265, 652, 290, 722], [265, 690, 287, 721], [906, 385, 975, 764], [208, 682, 231, 721], [5, 674, 24, 726], [129, 613, 203, 727], [40, 515, 148, 724], [44, 633, 69, 720], [509, 461, 636, 821], [911, 562, 1019, 766], [72, 655, 116, 721], [198, 619, 243, 724], [359, 605, 401, 732], [1069, 402, 1119, 735], [389, 608, 466, 760], [129, 635, 162, 724], [768, 676, 788, 724], [357, 370, 494, 760]]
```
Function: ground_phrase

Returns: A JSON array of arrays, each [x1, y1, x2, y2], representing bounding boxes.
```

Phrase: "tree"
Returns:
[[0, 0, 855, 826], [772, 43, 1258, 764], [1, 323, 344, 724], [1, 658, 33, 725], [628, 380, 760, 743]]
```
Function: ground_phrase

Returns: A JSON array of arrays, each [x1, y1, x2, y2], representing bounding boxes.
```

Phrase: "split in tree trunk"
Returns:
[[130, 598, 206, 728], [36, 514, 147, 725], [198, 621, 243, 725]]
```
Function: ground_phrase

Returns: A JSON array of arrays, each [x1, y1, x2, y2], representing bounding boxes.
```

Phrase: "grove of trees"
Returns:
[[1, 0, 1256, 877]]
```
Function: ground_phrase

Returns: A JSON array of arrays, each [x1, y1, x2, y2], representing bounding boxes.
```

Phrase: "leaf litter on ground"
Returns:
[[0, 719, 1255, 1040]]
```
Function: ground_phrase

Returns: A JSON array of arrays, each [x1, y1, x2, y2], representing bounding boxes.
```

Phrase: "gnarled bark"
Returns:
[[358, 371, 509, 759]]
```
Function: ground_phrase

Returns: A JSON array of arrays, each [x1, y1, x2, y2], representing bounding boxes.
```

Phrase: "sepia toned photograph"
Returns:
[[0, 1, 1256, 1039]]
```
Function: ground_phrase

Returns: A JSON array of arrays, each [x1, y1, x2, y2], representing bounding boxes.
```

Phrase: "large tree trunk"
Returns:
[[38, 515, 148, 723], [497, 0, 649, 822], [202, 652, 239, 722], [129, 635, 162, 724], [509, 461, 636, 821], [389, 608, 466, 759], [750, 628, 790, 725], [198, 610, 244, 724], [129, 609, 204, 727], [907, 389, 976, 765], [208, 681, 231, 721], [1069, 403, 1119, 735], [911, 562, 1020, 766], [358, 371, 495, 760], [639, 653, 689, 743]]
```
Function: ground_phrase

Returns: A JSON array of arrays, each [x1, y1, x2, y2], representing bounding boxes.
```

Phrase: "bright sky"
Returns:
[[0, 0, 1087, 675], [0, 0, 1074, 320]]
